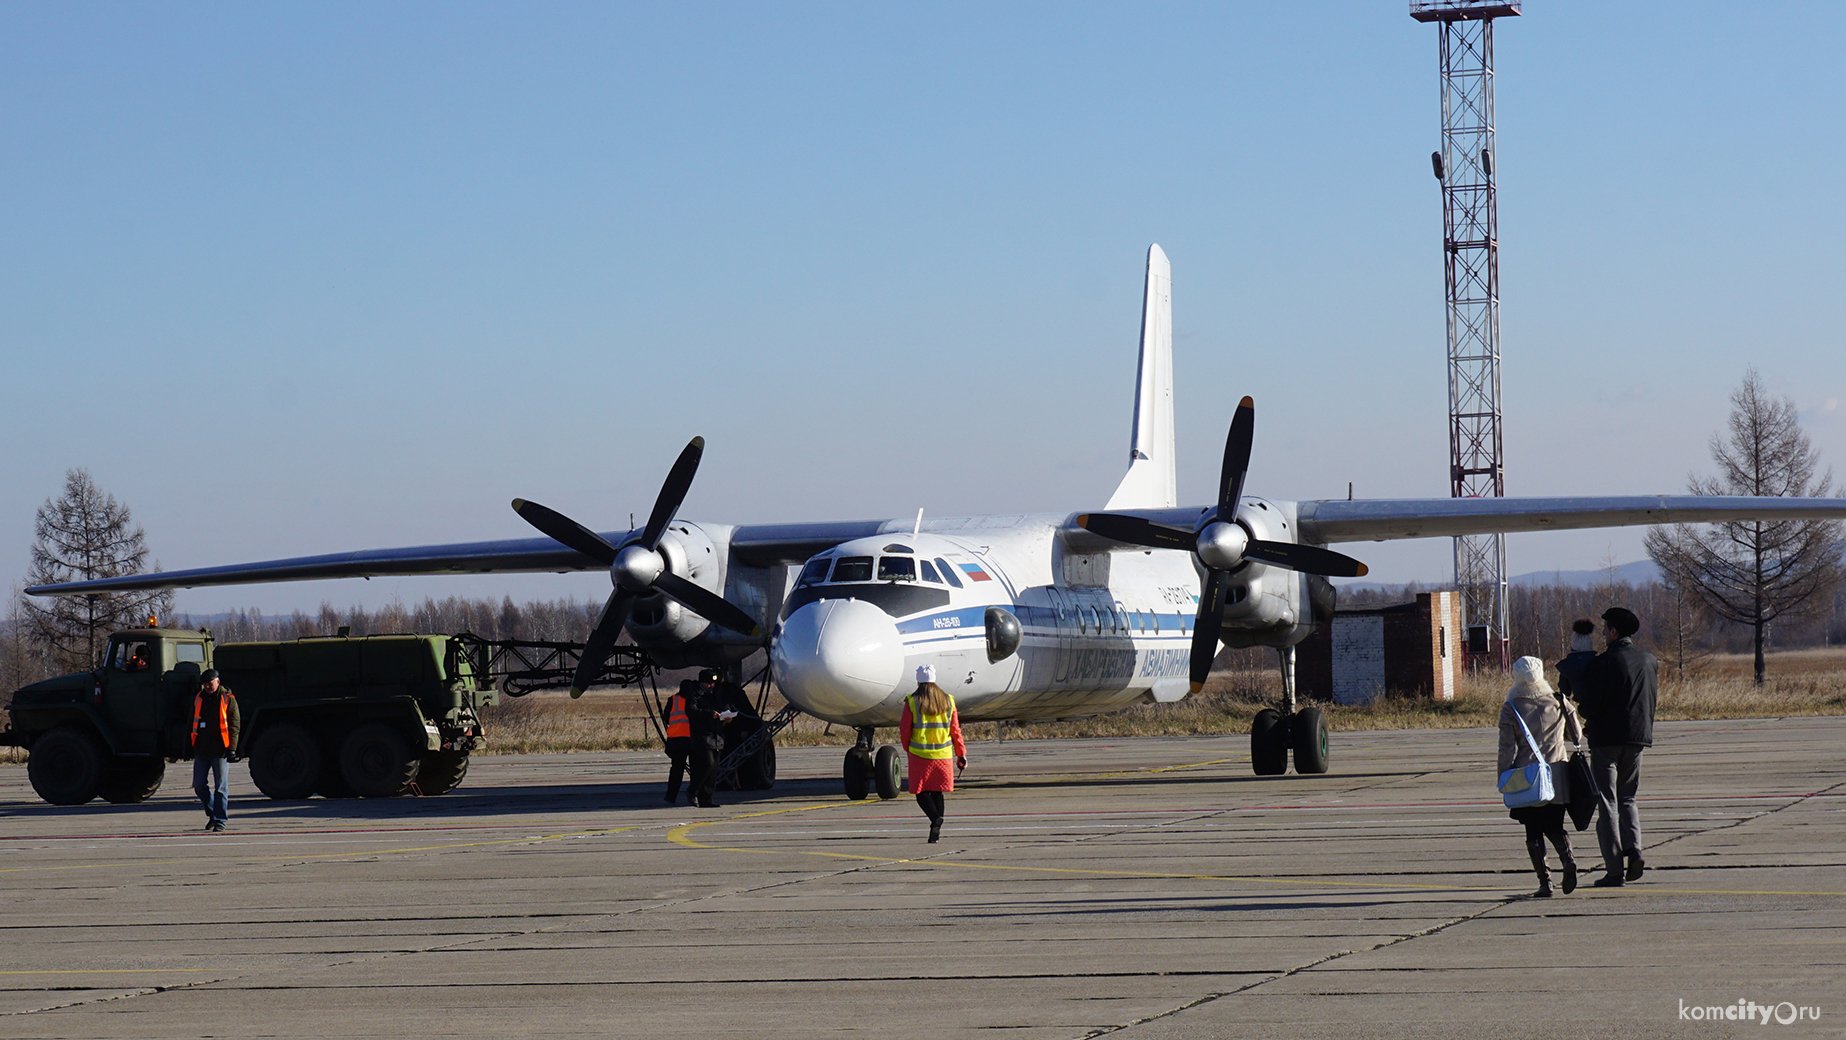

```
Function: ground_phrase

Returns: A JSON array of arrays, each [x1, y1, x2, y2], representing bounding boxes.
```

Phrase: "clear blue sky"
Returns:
[[4, 2, 1843, 614]]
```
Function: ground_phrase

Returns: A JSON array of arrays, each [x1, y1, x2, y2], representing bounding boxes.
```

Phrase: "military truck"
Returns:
[[3, 626, 493, 805]]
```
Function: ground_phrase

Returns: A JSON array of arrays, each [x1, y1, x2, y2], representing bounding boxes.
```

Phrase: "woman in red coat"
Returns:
[[899, 665, 967, 843]]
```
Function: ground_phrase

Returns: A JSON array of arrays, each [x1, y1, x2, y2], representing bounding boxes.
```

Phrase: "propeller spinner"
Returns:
[[1078, 396, 1367, 693], [512, 436, 764, 697]]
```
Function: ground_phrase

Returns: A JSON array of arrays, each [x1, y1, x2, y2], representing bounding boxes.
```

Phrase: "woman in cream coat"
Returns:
[[1499, 656, 1585, 897]]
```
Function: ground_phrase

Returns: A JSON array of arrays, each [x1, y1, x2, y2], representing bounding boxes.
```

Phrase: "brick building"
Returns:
[[1295, 591, 1462, 704]]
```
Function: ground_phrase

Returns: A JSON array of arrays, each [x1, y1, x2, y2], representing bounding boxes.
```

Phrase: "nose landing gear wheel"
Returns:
[[873, 745, 901, 800], [843, 747, 872, 801]]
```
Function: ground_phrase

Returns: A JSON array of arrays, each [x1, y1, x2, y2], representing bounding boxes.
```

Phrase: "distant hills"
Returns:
[[1343, 559, 1661, 593], [1508, 559, 1660, 588]]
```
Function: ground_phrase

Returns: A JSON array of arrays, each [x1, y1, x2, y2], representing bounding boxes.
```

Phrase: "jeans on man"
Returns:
[[1591, 743, 1644, 872], [193, 756, 229, 826]]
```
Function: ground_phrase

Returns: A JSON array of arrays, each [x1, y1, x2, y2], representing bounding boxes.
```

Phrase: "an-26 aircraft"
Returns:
[[34, 245, 1846, 795]]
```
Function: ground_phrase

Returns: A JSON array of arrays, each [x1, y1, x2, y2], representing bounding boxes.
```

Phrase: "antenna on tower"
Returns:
[[1411, 0, 1519, 672]]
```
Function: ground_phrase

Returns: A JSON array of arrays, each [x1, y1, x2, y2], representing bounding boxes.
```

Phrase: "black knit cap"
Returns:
[[1572, 618, 1596, 636], [1601, 607, 1640, 638], [198, 668, 220, 685]]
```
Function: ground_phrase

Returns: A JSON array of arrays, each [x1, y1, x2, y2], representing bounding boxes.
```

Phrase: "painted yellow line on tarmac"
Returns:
[[667, 801, 1846, 899]]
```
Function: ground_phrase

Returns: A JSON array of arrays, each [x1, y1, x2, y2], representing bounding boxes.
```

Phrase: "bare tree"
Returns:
[[1644, 370, 1843, 684], [20, 469, 175, 672]]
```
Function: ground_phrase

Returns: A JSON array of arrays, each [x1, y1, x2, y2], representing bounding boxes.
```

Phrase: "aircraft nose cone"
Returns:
[[772, 598, 904, 721]]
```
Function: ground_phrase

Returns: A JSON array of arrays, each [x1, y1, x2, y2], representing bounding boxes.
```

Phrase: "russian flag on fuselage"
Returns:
[[958, 562, 993, 582]]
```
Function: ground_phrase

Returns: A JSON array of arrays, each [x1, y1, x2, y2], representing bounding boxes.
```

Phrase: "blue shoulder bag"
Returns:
[[1498, 708, 1555, 808]]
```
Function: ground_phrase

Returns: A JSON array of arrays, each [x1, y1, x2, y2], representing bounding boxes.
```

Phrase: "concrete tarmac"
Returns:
[[2, 717, 1841, 1039]]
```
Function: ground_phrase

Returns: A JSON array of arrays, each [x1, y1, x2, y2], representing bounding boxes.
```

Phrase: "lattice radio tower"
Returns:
[[1411, 0, 1518, 670]]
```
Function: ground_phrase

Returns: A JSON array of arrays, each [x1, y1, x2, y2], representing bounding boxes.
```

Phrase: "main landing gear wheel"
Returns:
[[1250, 709, 1289, 776], [843, 747, 872, 801], [873, 745, 902, 800], [1291, 706, 1330, 775]]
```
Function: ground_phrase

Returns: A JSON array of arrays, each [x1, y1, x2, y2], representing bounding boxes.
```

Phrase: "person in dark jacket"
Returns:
[[1554, 618, 1598, 701], [683, 670, 737, 808], [714, 674, 760, 768], [190, 669, 240, 832], [1581, 606, 1658, 887]]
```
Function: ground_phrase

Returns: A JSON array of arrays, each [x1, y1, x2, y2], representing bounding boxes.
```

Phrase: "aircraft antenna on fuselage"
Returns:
[[1104, 243, 1177, 510], [912, 507, 924, 539]]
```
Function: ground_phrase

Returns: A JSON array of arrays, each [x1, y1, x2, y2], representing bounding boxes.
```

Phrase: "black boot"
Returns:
[[1561, 860, 1579, 895], [1625, 850, 1646, 882], [928, 818, 941, 843]]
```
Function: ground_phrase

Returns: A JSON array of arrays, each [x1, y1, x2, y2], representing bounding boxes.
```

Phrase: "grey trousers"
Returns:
[[1591, 743, 1645, 873]]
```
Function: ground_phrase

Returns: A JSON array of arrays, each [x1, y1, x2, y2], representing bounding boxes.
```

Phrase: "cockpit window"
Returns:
[[798, 558, 832, 586], [831, 556, 873, 583], [878, 556, 917, 582], [934, 557, 963, 588], [919, 559, 943, 584]]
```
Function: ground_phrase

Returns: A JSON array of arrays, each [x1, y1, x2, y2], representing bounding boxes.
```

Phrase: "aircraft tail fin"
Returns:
[[1104, 244, 1177, 510]]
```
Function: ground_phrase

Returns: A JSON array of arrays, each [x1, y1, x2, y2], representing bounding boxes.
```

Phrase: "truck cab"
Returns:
[[3, 625, 211, 804]]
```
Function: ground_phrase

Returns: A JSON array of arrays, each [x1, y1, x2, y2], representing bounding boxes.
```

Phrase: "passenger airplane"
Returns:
[[33, 245, 1846, 795]]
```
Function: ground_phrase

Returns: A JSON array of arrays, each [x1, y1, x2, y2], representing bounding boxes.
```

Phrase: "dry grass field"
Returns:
[[473, 647, 1846, 754]]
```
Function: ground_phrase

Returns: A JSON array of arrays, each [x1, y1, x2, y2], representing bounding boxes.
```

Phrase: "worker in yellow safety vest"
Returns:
[[899, 664, 967, 843], [661, 680, 695, 803], [190, 669, 241, 832]]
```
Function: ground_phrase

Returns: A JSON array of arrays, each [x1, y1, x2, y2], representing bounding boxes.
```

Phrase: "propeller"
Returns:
[[1077, 396, 1367, 692], [512, 436, 763, 697]]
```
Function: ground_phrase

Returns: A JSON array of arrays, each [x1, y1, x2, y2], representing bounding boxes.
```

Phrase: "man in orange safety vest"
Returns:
[[661, 680, 694, 803], [191, 669, 241, 832]]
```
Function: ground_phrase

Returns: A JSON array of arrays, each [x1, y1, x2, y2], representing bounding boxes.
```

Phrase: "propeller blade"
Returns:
[[1189, 569, 1229, 694], [1076, 513, 1195, 551], [570, 590, 635, 697], [655, 573, 764, 640], [511, 499, 619, 566], [640, 436, 705, 549], [1243, 540, 1370, 578], [1218, 396, 1254, 522]]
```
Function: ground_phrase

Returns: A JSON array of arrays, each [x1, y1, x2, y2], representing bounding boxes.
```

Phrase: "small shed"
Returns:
[[1295, 591, 1462, 704]]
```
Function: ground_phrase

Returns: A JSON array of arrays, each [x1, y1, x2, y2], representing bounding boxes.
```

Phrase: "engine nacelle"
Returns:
[[625, 521, 728, 657], [1216, 497, 1308, 646]]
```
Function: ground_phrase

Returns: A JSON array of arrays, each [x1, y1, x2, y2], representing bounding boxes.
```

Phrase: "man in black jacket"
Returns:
[[1582, 607, 1658, 887], [683, 670, 737, 809]]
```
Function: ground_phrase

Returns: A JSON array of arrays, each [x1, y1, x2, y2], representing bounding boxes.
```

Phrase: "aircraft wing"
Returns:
[[1296, 495, 1846, 544], [23, 519, 898, 597]]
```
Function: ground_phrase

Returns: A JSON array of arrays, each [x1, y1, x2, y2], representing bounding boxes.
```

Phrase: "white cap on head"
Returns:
[[916, 664, 936, 685]]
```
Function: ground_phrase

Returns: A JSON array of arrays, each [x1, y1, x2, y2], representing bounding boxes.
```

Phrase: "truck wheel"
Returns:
[[417, 751, 469, 795], [341, 723, 421, 798], [28, 727, 107, 805], [316, 756, 355, 798], [99, 758, 166, 804], [249, 724, 323, 800]]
